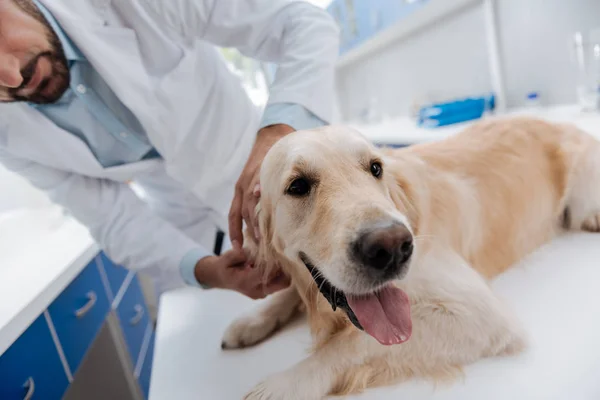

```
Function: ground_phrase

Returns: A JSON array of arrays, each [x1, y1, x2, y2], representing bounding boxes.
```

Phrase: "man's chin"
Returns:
[[21, 94, 63, 105], [14, 79, 69, 104]]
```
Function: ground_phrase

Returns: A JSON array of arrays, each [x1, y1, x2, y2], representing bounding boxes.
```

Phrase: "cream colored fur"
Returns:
[[221, 117, 600, 400]]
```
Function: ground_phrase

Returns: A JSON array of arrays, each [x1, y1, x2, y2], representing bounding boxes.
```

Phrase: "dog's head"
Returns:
[[254, 126, 418, 345]]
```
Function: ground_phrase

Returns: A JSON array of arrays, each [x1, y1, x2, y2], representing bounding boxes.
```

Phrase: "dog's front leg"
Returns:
[[244, 331, 375, 400], [222, 286, 302, 349]]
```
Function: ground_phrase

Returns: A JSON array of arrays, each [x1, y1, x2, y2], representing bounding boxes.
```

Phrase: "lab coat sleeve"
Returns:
[[259, 103, 327, 131], [0, 148, 206, 295], [144, 0, 340, 124]]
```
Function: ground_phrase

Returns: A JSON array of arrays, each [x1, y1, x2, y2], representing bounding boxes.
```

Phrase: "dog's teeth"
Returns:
[[400, 335, 407, 342]]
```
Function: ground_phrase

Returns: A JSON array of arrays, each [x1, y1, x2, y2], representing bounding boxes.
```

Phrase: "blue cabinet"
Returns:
[[48, 259, 111, 374], [97, 251, 129, 299], [0, 314, 69, 400], [117, 275, 150, 365], [2, 251, 154, 399]]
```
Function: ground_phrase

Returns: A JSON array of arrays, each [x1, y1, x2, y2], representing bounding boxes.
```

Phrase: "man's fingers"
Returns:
[[234, 265, 288, 299], [238, 270, 267, 300], [222, 247, 248, 266], [245, 265, 264, 281], [263, 273, 291, 295], [246, 289, 266, 300], [228, 187, 244, 248]]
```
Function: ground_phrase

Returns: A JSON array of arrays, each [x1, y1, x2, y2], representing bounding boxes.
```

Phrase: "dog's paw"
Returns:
[[244, 371, 322, 400], [221, 314, 280, 350], [243, 379, 286, 400], [582, 213, 600, 232]]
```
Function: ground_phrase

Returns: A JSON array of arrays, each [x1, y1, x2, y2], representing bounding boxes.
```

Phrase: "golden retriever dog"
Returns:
[[221, 116, 600, 400]]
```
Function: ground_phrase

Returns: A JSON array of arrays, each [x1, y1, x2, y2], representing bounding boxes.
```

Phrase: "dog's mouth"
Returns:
[[300, 253, 412, 345]]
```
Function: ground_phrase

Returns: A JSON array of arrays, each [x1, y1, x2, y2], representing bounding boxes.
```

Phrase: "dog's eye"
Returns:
[[287, 178, 311, 197], [370, 161, 383, 178]]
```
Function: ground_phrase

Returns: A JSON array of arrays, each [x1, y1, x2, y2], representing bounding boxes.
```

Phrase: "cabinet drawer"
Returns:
[[138, 330, 155, 399], [0, 314, 69, 400], [97, 251, 128, 299], [48, 259, 110, 374], [117, 275, 150, 363]]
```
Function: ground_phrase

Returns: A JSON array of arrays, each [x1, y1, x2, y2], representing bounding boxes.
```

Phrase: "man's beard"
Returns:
[[8, 0, 71, 104], [10, 50, 70, 104]]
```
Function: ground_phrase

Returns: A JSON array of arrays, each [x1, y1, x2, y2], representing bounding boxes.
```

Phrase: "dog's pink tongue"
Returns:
[[347, 286, 412, 345]]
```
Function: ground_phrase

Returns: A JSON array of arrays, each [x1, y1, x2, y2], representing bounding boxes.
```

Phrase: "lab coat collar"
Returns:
[[1, 103, 161, 181], [33, 0, 85, 62], [37, 0, 169, 158]]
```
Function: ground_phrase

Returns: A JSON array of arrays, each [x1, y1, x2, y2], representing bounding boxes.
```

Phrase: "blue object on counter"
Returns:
[[525, 91, 541, 108], [417, 94, 495, 128], [419, 94, 495, 118], [419, 107, 486, 128]]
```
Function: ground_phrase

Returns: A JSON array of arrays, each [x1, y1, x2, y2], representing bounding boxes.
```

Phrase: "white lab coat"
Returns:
[[0, 0, 339, 294]]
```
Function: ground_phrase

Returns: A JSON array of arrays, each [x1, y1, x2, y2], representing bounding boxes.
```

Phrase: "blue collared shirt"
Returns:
[[31, 0, 160, 167], [30, 0, 326, 288]]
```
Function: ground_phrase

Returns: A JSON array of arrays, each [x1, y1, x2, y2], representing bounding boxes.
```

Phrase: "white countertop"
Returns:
[[150, 233, 600, 400], [352, 104, 600, 144], [0, 206, 98, 355]]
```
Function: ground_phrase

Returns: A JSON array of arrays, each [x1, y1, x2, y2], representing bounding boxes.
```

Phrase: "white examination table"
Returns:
[[149, 232, 600, 400]]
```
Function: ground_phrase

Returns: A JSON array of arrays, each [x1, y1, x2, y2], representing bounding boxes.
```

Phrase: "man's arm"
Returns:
[[0, 148, 290, 298], [142, 0, 339, 246], [143, 0, 340, 124], [142, 0, 340, 245], [0, 148, 204, 294]]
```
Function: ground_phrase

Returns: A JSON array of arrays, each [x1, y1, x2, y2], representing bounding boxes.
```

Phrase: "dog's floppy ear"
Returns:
[[252, 197, 287, 283]]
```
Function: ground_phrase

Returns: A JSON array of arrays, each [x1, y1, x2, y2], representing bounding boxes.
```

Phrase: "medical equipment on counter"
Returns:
[[572, 28, 600, 112], [417, 94, 495, 128], [525, 92, 542, 109]]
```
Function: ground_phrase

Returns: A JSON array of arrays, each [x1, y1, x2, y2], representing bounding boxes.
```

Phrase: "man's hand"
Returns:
[[194, 248, 290, 299], [229, 124, 295, 248]]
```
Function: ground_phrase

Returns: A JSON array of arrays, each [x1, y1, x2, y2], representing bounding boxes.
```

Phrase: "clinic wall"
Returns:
[[335, 0, 600, 121], [336, 3, 491, 121], [497, 0, 600, 109]]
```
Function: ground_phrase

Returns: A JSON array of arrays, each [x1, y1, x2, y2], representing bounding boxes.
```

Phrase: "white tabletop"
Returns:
[[150, 233, 600, 400], [0, 206, 97, 355]]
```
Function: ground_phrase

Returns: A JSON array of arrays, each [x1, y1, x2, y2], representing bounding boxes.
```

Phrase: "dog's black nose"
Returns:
[[355, 223, 413, 271]]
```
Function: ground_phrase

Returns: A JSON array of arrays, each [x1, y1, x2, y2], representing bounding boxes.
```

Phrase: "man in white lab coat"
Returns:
[[0, 0, 339, 297]]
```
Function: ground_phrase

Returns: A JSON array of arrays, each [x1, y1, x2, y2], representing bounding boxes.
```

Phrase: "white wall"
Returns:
[[336, 0, 600, 121], [497, 0, 600, 108], [336, 3, 491, 121]]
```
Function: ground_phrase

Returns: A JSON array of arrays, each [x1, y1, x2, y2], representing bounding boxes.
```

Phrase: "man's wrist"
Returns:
[[259, 103, 327, 132], [256, 124, 295, 149], [257, 123, 295, 138], [194, 255, 219, 289], [180, 248, 213, 288]]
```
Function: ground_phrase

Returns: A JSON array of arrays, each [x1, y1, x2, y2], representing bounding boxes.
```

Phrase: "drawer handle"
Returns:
[[130, 304, 144, 326], [23, 377, 35, 400], [75, 291, 97, 318]]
